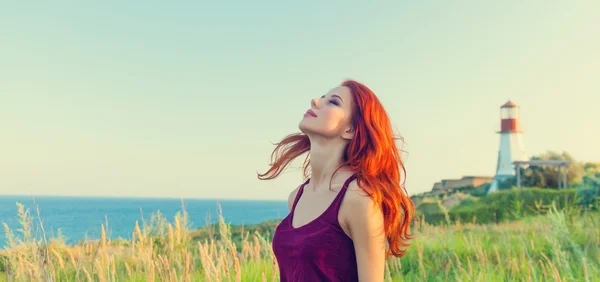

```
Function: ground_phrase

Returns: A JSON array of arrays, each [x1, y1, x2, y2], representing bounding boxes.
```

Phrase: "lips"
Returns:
[[305, 109, 317, 117]]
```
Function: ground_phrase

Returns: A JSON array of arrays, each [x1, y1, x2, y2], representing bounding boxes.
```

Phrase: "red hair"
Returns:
[[258, 80, 415, 258]]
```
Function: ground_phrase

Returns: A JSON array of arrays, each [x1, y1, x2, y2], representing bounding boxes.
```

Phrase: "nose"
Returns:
[[311, 98, 319, 109]]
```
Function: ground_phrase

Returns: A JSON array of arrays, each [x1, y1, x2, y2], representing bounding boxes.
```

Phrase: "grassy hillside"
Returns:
[[1, 198, 599, 281]]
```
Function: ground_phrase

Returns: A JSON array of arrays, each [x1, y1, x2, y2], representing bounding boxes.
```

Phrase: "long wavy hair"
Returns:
[[257, 79, 415, 258]]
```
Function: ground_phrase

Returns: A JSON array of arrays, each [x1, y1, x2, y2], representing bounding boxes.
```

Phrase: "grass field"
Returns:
[[1, 201, 599, 282]]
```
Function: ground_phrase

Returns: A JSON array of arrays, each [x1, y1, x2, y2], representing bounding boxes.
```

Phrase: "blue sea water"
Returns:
[[0, 196, 288, 247]]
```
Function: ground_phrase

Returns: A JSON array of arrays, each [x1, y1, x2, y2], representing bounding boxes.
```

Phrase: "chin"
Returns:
[[298, 122, 309, 134], [298, 121, 317, 136], [299, 119, 336, 138], [298, 118, 309, 130]]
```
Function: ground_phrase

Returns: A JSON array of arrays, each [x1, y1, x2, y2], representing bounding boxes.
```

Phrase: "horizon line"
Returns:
[[0, 194, 287, 203]]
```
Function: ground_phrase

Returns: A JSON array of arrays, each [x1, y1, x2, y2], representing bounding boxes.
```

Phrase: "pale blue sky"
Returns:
[[1, 2, 598, 200]]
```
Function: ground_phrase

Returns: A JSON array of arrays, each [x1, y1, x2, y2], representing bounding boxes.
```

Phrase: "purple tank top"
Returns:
[[272, 174, 358, 282]]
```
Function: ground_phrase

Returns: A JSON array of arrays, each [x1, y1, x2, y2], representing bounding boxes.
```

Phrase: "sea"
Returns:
[[0, 196, 288, 247]]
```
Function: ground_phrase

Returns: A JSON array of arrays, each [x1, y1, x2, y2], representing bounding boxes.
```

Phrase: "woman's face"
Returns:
[[299, 86, 354, 140]]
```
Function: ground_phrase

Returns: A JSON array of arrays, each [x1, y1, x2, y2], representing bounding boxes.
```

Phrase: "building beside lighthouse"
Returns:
[[487, 100, 527, 193]]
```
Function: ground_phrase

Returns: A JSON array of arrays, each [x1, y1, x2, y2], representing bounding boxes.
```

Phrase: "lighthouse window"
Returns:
[[501, 107, 519, 119]]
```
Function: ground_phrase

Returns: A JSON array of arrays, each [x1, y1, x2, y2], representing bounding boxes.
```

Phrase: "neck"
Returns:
[[307, 136, 349, 189]]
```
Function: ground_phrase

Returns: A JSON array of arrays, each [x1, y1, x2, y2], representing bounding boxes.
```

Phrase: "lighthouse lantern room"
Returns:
[[501, 100, 520, 132]]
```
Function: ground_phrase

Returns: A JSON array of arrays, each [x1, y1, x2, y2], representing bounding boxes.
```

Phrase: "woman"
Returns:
[[258, 80, 415, 282]]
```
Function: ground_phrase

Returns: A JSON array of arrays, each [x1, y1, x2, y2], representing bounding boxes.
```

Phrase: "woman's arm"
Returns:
[[345, 190, 386, 282]]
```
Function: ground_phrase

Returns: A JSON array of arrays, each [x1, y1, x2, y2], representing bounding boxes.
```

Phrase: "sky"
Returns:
[[1, 1, 598, 200]]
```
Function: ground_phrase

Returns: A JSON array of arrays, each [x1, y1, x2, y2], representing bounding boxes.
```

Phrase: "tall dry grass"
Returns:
[[1, 200, 276, 282], [1, 200, 599, 281]]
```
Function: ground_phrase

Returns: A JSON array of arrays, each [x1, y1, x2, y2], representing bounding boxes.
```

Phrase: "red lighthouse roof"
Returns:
[[501, 100, 518, 108]]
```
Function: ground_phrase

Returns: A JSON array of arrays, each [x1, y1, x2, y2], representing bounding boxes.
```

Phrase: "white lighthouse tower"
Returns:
[[488, 100, 527, 193]]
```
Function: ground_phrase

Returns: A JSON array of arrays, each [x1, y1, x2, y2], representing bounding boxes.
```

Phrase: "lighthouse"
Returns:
[[487, 100, 527, 193]]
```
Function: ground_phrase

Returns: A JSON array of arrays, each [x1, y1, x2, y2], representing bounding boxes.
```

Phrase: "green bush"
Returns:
[[451, 204, 499, 223], [497, 176, 516, 190], [577, 186, 600, 209], [470, 183, 490, 197], [416, 201, 444, 215], [480, 187, 577, 209], [453, 196, 479, 209], [0, 253, 7, 272], [423, 187, 579, 225]]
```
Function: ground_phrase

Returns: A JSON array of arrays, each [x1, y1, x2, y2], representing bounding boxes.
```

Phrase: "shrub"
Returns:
[[416, 201, 444, 215], [470, 183, 490, 197], [423, 187, 578, 225], [577, 186, 600, 209], [453, 196, 479, 210], [0, 253, 7, 272]]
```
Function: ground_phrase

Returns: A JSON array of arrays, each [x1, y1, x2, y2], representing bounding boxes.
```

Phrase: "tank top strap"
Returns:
[[290, 178, 311, 213], [327, 173, 357, 217]]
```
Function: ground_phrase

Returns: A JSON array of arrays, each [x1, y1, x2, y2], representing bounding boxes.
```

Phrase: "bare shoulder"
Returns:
[[344, 180, 376, 210], [340, 180, 384, 237], [287, 184, 302, 211]]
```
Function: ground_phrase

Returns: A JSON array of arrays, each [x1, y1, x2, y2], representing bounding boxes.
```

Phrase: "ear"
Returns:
[[341, 126, 355, 140]]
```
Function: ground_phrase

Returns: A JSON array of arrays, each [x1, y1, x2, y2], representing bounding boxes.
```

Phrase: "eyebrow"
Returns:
[[321, 94, 344, 103], [332, 94, 344, 102]]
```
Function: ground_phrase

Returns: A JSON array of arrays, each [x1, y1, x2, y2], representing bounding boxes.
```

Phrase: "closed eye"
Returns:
[[321, 94, 340, 106]]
